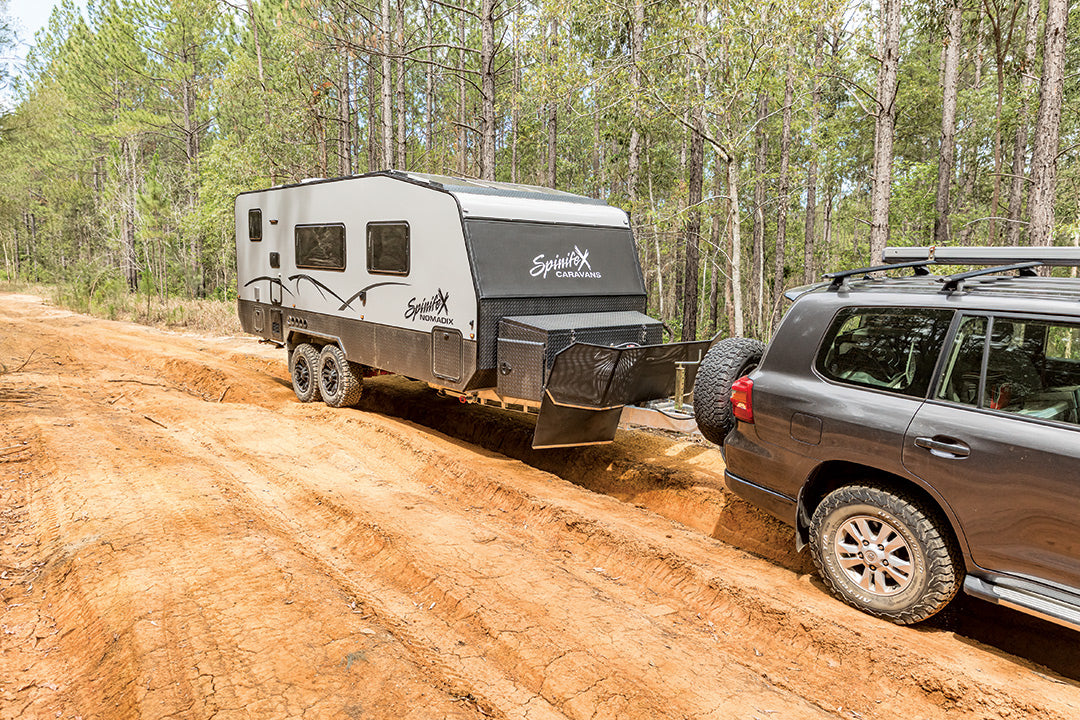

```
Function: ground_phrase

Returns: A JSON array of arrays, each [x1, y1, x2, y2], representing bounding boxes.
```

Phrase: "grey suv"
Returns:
[[694, 246, 1080, 627]]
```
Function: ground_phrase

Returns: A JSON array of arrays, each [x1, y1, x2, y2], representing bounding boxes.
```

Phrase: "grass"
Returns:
[[0, 279, 243, 336]]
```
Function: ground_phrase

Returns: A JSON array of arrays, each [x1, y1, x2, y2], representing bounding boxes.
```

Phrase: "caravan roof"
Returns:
[[237, 170, 631, 229]]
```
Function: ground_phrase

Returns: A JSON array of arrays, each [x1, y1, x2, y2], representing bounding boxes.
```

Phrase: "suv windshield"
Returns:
[[817, 307, 953, 397]]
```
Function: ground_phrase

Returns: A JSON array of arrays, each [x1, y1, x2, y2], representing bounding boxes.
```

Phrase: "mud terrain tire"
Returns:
[[290, 343, 323, 403], [692, 337, 765, 445], [317, 344, 363, 408], [810, 485, 960, 625]]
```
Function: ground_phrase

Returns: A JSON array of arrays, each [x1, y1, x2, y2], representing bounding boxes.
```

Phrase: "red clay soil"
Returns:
[[2, 292, 1079, 719]]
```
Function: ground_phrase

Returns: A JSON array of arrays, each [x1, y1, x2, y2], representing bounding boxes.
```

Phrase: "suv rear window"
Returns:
[[817, 307, 953, 398]]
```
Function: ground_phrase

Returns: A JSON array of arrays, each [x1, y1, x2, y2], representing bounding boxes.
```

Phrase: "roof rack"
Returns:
[[820, 260, 933, 291], [884, 245, 1080, 267], [822, 246, 1080, 294], [824, 260, 931, 291], [940, 261, 1042, 292]]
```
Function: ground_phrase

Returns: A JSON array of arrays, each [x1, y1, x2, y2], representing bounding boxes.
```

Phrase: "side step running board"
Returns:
[[964, 576, 1080, 632]]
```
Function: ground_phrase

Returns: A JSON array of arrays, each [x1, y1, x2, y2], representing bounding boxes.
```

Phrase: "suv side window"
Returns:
[[937, 316, 1080, 425], [817, 307, 953, 397], [985, 318, 1080, 424], [935, 315, 987, 406]]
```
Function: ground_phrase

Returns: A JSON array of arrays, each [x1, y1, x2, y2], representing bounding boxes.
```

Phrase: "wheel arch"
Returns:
[[286, 329, 340, 351], [795, 461, 970, 564]]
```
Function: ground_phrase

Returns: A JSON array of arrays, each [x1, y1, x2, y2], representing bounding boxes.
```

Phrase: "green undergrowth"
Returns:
[[0, 279, 243, 336]]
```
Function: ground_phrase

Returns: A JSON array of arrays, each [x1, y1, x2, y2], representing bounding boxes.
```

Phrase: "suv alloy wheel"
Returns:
[[809, 485, 961, 624]]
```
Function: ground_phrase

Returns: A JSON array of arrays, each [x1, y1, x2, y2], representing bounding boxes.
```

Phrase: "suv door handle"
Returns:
[[914, 436, 970, 458]]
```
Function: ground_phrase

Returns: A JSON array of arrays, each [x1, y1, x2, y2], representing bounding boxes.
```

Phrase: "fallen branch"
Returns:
[[107, 379, 170, 388], [1, 349, 39, 376], [142, 415, 168, 429]]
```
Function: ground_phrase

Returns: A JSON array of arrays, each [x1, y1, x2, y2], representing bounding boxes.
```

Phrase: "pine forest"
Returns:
[[0, 0, 1077, 340]]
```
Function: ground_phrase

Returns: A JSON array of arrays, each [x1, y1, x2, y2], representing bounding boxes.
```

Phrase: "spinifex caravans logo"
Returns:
[[530, 245, 602, 279], [405, 288, 452, 324]]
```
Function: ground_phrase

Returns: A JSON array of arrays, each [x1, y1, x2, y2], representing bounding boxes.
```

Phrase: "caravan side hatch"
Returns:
[[432, 327, 462, 382], [269, 309, 284, 343]]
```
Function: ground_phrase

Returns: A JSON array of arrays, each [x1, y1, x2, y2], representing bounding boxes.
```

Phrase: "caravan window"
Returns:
[[295, 224, 346, 270], [248, 209, 262, 241], [367, 222, 409, 275]]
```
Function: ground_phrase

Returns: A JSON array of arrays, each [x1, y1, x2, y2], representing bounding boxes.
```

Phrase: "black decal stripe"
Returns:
[[338, 282, 409, 311], [243, 276, 294, 296], [288, 274, 348, 304]]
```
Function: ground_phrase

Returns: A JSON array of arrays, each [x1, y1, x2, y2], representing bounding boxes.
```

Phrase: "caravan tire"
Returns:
[[290, 343, 322, 403], [318, 344, 363, 408], [692, 337, 765, 446]]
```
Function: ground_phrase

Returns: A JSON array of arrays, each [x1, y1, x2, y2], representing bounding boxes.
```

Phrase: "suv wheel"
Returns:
[[692, 337, 765, 445], [809, 485, 960, 624]]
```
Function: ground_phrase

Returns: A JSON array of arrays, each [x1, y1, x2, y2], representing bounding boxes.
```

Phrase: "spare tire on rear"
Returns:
[[693, 337, 765, 446]]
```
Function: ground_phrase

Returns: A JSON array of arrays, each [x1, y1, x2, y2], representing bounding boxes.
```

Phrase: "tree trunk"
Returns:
[[367, 62, 378, 172], [804, 27, 822, 285], [245, 0, 275, 182], [654, 230, 664, 323], [958, 14, 985, 244], [395, 0, 406, 169], [989, 47, 1006, 243], [675, 124, 686, 316], [1007, 0, 1041, 245], [510, 13, 520, 183], [426, 0, 435, 156], [457, 7, 467, 175], [29, 212, 39, 283], [315, 111, 328, 176], [727, 155, 744, 337], [120, 138, 138, 292], [709, 161, 723, 337], [823, 188, 834, 267], [869, 0, 902, 264], [546, 19, 558, 187], [592, 114, 601, 195], [681, 0, 707, 341], [479, 0, 496, 179], [751, 91, 767, 336], [771, 50, 794, 334], [1006, 0, 1041, 245], [934, 0, 961, 245], [381, 0, 393, 169], [628, 0, 644, 210], [339, 27, 352, 176], [1028, 0, 1070, 247]]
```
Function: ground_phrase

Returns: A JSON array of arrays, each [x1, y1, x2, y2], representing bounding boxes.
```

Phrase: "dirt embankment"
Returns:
[[2, 292, 1079, 720]]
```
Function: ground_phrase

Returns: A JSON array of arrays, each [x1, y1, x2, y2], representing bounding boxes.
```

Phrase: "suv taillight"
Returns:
[[731, 376, 754, 424]]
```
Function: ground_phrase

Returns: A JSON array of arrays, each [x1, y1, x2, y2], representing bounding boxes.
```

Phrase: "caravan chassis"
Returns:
[[249, 300, 702, 439]]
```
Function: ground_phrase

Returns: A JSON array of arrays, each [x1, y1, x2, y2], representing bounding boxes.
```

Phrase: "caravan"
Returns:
[[235, 170, 708, 447]]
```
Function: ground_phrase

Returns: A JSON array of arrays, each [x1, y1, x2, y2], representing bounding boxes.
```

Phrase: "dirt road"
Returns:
[[2, 293, 1079, 720]]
